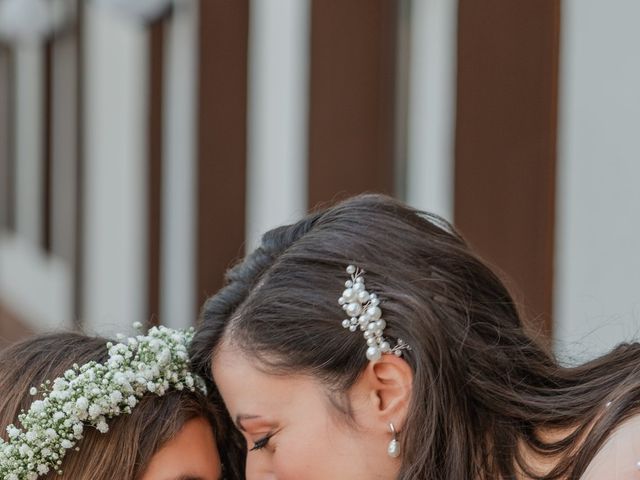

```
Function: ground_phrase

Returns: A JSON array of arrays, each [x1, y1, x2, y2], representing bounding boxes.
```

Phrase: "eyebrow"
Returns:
[[235, 413, 262, 432]]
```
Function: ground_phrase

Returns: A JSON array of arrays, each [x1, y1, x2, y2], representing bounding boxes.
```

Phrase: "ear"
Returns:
[[351, 354, 413, 432]]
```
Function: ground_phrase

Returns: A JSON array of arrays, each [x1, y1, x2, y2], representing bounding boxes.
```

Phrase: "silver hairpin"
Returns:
[[339, 265, 411, 361]]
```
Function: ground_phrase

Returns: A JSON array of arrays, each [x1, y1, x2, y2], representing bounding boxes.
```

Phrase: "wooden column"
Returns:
[[0, 45, 15, 231], [73, 0, 85, 326], [147, 18, 166, 324], [196, 0, 249, 308], [454, 0, 561, 340], [307, 0, 399, 209]]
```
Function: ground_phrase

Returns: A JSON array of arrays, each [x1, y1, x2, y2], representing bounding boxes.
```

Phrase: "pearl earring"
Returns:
[[387, 423, 401, 458]]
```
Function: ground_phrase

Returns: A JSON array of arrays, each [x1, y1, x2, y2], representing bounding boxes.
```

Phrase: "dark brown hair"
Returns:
[[191, 193, 640, 480], [0, 332, 244, 480]]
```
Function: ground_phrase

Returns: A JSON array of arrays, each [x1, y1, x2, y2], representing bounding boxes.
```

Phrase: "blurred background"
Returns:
[[0, 0, 639, 361]]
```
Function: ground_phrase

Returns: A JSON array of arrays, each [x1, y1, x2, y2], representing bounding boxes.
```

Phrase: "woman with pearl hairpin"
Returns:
[[191, 194, 640, 480]]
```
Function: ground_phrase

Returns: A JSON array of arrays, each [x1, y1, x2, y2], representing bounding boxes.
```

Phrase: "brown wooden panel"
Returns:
[[196, 0, 249, 308], [307, 0, 398, 209], [0, 303, 32, 349], [454, 0, 560, 340], [73, 0, 85, 327], [42, 40, 53, 253], [49, 26, 80, 264], [147, 19, 166, 325], [0, 45, 15, 232]]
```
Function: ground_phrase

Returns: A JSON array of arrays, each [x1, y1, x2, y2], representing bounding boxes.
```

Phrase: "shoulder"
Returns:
[[580, 414, 640, 480]]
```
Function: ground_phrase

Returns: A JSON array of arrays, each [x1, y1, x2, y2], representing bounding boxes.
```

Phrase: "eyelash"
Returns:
[[250, 433, 274, 452]]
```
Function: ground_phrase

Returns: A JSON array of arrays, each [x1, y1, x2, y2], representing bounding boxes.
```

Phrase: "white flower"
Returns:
[[110, 391, 123, 404], [96, 420, 109, 434], [18, 444, 33, 457], [30, 400, 45, 413], [52, 378, 69, 391], [88, 404, 101, 418], [75, 397, 89, 411], [61, 439, 73, 449], [6, 426, 20, 439], [108, 354, 124, 367], [29, 387, 37, 396]]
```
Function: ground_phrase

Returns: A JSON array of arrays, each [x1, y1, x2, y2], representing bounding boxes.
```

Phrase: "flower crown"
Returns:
[[0, 324, 206, 480], [339, 265, 411, 361]]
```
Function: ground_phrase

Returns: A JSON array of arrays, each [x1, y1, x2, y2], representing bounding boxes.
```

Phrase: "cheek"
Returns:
[[267, 420, 363, 479], [269, 437, 315, 477]]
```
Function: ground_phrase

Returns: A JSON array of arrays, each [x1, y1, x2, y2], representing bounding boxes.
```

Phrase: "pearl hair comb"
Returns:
[[339, 265, 411, 361]]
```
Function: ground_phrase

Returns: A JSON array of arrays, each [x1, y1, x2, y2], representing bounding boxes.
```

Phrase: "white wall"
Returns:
[[555, 0, 640, 361], [245, 0, 310, 250]]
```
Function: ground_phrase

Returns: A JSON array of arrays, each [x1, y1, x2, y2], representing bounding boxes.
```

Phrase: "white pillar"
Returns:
[[159, 0, 198, 329], [82, 4, 148, 335], [246, 0, 311, 250], [405, 0, 457, 221], [14, 43, 44, 245], [554, 0, 640, 361]]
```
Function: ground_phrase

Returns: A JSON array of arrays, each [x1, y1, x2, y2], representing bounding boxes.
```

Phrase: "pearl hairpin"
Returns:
[[339, 265, 411, 361]]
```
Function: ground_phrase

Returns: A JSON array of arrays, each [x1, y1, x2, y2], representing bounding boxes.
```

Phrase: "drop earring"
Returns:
[[387, 423, 401, 458]]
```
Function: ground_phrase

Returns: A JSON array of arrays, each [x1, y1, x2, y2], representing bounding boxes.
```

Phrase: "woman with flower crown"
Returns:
[[0, 326, 244, 480], [191, 194, 640, 480]]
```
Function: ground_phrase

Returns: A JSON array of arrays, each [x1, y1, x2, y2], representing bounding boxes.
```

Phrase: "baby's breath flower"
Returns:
[[0, 325, 204, 479]]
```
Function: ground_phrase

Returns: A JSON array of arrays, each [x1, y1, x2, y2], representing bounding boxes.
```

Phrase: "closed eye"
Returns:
[[250, 433, 273, 452]]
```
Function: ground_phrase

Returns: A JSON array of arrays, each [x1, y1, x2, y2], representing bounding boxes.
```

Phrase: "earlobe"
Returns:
[[366, 354, 413, 429]]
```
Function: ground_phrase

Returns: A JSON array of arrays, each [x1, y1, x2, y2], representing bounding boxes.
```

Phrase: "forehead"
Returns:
[[211, 344, 324, 414]]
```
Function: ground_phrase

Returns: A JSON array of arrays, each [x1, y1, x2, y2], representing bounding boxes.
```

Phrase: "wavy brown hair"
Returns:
[[191, 193, 640, 480], [0, 332, 244, 480]]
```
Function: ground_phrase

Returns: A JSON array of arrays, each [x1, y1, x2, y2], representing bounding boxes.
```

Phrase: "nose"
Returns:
[[245, 452, 277, 480]]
